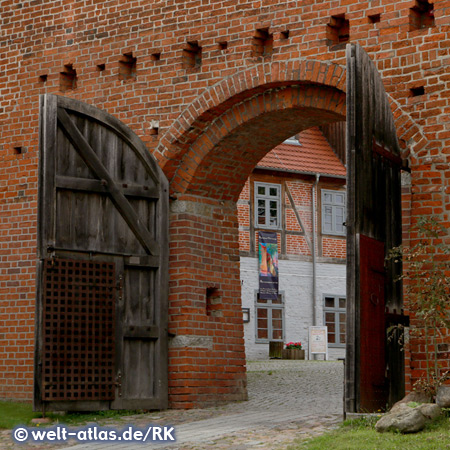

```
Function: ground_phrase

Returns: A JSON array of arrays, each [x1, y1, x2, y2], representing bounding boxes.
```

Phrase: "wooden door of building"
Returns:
[[346, 44, 407, 413], [34, 95, 169, 411]]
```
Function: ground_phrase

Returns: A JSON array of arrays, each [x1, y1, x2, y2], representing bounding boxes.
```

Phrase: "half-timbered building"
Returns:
[[238, 127, 347, 360]]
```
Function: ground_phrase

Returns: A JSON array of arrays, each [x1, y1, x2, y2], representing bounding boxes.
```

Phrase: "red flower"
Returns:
[[285, 341, 302, 350]]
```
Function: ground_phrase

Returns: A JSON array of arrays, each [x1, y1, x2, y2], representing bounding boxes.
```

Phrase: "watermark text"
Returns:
[[13, 425, 175, 443]]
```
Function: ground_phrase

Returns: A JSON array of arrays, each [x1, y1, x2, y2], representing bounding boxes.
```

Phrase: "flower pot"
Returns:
[[282, 348, 305, 360]]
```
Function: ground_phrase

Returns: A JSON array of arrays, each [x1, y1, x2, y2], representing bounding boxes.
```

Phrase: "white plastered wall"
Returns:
[[241, 257, 346, 360]]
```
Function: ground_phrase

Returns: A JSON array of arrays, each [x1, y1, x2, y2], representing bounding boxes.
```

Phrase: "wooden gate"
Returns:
[[34, 94, 169, 411], [345, 44, 407, 413]]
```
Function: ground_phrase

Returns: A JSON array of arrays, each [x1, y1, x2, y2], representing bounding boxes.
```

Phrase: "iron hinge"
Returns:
[[117, 274, 123, 301], [115, 370, 122, 397]]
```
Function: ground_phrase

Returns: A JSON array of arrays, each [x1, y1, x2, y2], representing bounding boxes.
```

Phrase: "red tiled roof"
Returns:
[[257, 127, 346, 177]]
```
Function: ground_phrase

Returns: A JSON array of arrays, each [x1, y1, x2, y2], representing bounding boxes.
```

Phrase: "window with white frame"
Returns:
[[254, 182, 281, 229], [323, 295, 346, 347], [321, 189, 346, 236], [255, 293, 284, 342]]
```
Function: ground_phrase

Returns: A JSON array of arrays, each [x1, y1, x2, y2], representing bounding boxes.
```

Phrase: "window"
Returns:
[[255, 293, 284, 342], [323, 295, 346, 347], [255, 182, 281, 229], [322, 189, 346, 236], [284, 135, 300, 146]]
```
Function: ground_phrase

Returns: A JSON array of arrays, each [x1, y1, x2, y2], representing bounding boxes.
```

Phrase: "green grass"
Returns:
[[0, 401, 41, 429], [288, 415, 450, 450], [0, 401, 144, 429]]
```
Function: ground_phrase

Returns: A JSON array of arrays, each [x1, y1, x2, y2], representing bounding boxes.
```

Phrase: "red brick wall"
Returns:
[[237, 181, 251, 252], [168, 198, 247, 408], [286, 180, 313, 235], [0, 0, 448, 404], [0, 151, 37, 399]]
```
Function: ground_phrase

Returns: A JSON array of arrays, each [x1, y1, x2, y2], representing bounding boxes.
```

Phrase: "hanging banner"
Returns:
[[258, 231, 279, 300]]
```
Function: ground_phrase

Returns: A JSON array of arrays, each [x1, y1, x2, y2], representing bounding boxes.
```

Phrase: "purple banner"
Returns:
[[258, 231, 279, 300]]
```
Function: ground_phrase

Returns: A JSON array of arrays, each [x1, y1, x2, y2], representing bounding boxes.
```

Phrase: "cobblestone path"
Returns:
[[1, 360, 344, 450]]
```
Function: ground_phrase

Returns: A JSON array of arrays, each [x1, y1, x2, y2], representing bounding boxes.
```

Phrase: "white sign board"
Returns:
[[309, 326, 328, 360]]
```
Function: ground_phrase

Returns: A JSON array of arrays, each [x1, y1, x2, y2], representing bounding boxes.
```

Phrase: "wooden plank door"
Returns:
[[35, 94, 169, 411], [346, 44, 405, 413], [359, 235, 387, 411]]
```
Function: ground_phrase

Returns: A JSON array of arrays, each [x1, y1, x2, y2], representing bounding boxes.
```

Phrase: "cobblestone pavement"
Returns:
[[2, 360, 344, 450]]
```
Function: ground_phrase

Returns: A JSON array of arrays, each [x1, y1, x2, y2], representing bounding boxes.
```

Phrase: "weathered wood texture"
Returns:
[[320, 121, 346, 166], [346, 44, 404, 413], [269, 341, 283, 358], [281, 349, 305, 360], [35, 94, 169, 411]]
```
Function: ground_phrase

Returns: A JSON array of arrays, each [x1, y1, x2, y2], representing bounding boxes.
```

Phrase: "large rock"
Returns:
[[391, 390, 432, 411], [376, 404, 427, 433], [418, 403, 441, 420], [436, 385, 450, 408], [375, 402, 441, 434]]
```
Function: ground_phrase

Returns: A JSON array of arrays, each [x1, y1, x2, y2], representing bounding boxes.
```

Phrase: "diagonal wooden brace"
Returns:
[[57, 107, 160, 256]]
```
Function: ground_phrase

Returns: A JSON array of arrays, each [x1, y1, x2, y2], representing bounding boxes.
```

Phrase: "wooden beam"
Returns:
[[123, 326, 160, 339], [372, 139, 404, 168], [55, 175, 160, 199], [285, 184, 307, 235], [38, 94, 58, 259], [345, 42, 357, 415], [124, 255, 160, 267]]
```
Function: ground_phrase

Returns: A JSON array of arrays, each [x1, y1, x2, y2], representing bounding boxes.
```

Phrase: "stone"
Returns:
[[376, 402, 442, 434], [418, 403, 441, 420], [169, 335, 214, 350], [31, 418, 52, 424], [436, 385, 450, 408], [391, 390, 432, 412], [375, 404, 427, 433]]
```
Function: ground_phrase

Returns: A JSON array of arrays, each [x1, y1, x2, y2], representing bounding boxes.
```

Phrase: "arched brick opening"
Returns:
[[156, 59, 425, 181], [171, 85, 345, 200], [172, 85, 345, 201], [164, 59, 428, 409], [155, 60, 346, 179]]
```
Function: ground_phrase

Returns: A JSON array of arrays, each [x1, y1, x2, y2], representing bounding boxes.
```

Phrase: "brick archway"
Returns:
[[156, 59, 425, 198], [164, 59, 425, 408], [155, 60, 346, 192], [171, 84, 346, 200]]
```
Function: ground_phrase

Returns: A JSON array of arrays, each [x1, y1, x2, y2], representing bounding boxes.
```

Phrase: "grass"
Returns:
[[288, 415, 450, 450], [0, 401, 144, 429], [0, 401, 41, 429]]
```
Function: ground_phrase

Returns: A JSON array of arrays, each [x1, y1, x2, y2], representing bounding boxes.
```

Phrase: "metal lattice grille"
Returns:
[[42, 258, 116, 401]]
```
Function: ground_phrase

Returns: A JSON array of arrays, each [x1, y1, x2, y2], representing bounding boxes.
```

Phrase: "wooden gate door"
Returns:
[[34, 94, 169, 411], [345, 44, 407, 413], [359, 235, 387, 411]]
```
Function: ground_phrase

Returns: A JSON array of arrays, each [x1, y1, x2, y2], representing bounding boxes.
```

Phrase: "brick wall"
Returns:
[[1, 0, 449, 405], [168, 198, 247, 408]]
